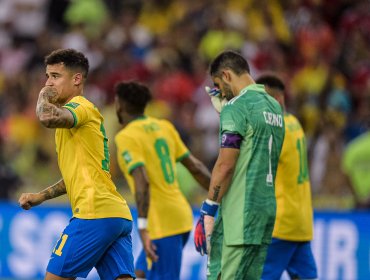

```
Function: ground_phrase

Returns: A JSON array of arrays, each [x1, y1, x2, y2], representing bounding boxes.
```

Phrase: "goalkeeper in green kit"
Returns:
[[194, 51, 285, 280]]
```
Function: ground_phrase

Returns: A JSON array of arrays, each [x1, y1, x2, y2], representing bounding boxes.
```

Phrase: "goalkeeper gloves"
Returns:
[[205, 86, 227, 113], [194, 199, 219, 256]]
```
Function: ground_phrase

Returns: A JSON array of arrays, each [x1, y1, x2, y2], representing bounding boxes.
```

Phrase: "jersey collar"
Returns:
[[239, 84, 265, 95], [129, 115, 147, 124]]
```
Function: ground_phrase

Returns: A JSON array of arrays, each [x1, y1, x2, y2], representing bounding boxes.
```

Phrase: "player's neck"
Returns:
[[234, 74, 255, 96]]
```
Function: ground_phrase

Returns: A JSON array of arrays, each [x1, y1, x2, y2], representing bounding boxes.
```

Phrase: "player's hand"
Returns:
[[40, 86, 59, 104], [205, 86, 227, 113], [194, 214, 207, 256], [18, 193, 45, 210], [139, 229, 159, 262], [194, 199, 219, 256]]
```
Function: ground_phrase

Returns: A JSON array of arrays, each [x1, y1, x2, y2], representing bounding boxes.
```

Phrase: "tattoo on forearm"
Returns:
[[212, 185, 221, 201], [40, 180, 67, 200], [135, 191, 149, 217], [37, 101, 59, 118]]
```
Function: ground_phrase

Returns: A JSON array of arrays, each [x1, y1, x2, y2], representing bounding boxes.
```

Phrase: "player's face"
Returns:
[[45, 63, 80, 105], [212, 76, 235, 101]]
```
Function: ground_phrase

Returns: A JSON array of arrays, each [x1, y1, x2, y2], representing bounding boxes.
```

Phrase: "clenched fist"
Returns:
[[40, 86, 59, 104], [18, 193, 45, 210]]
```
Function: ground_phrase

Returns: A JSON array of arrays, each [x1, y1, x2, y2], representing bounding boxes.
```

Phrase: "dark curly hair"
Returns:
[[115, 81, 152, 115], [45, 49, 89, 79], [255, 74, 285, 91]]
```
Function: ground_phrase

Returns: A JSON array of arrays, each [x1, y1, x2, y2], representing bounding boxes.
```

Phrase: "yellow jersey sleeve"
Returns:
[[117, 134, 145, 174], [63, 99, 90, 128]]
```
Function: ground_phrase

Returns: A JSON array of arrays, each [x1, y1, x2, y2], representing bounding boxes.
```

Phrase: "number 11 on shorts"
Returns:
[[53, 234, 69, 256]]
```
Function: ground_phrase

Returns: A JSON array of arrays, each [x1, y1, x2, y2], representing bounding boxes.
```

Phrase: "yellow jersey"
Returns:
[[56, 96, 132, 220], [272, 113, 313, 241], [115, 116, 192, 239]]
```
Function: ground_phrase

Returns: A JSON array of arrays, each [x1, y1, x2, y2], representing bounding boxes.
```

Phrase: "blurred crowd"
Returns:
[[0, 0, 369, 208]]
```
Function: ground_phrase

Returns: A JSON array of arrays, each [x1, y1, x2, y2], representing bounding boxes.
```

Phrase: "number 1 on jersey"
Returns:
[[296, 137, 309, 184], [100, 123, 110, 171], [266, 135, 273, 186]]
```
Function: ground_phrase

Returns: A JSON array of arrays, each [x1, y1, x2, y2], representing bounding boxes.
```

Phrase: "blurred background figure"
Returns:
[[0, 136, 21, 200], [341, 106, 370, 209]]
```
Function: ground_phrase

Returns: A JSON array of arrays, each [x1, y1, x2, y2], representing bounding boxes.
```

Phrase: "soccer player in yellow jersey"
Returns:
[[257, 74, 318, 280], [18, 49, 135, 280], [114, 81, 211, 280]]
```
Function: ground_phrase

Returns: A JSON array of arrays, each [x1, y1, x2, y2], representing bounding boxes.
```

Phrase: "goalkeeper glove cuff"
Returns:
[[200, 199, 219, 217]]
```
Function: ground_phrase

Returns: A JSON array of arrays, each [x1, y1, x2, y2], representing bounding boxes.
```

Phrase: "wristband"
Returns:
[[137, 218, 148, 229], [200, 199, 219, 217]]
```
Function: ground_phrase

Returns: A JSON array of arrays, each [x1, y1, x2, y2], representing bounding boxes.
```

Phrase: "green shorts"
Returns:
[[207, 216, 269, 280]]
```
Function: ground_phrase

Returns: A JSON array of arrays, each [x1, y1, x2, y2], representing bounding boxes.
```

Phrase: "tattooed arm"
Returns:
[[207, 148, 240, 203], [18, 179, 67, 210], [131, 166, 150, 219], [36, 86, 75, 128], [131, 166, 158, 262]]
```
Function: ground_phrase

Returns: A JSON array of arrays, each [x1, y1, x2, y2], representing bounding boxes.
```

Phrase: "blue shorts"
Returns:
[[47, 217, 135, 279], [136, 232, 190, 280], [262, 238, 318, 280]]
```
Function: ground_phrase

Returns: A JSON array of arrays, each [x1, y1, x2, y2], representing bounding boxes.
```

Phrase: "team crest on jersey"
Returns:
[[122, 151, 132, 164]]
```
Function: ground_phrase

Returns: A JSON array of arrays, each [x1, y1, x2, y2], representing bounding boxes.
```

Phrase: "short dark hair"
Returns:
[[255, 74, 285, 91], [115, 81, 152, 115], [210, 50, 250, 77], [45, 49, 89, 79]]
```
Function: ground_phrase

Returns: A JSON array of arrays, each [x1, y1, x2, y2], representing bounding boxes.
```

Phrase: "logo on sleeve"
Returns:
[[221, 134, 227, 145], [122, 151, 132, 164], [65, 102, 80, 109], [222, 120, 236, 131]]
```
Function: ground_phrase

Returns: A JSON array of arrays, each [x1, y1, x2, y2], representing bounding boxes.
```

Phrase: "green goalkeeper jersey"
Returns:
[[219, 84, 285, 246]]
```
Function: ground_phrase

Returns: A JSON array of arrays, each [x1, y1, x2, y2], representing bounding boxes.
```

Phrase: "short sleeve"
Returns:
[[63, 100, 89, 128], [115, 133, 145, 174], [220, 105, 246, 137]]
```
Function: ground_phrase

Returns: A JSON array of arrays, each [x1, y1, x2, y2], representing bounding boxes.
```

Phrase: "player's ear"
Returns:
[[221, 69, 232, 83], [73, 73, 83, 86]]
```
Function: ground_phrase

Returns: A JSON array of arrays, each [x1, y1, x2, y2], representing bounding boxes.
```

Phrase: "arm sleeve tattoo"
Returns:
[[39, 179, 67, 200], [135, 190, 149, 218], [36, 87, 74, 128]]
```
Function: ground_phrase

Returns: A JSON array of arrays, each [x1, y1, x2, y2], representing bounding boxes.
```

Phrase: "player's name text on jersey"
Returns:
[[263, 111, 283, 127]]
